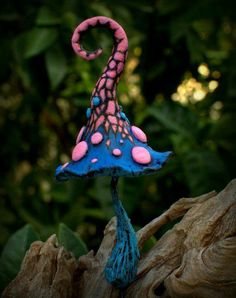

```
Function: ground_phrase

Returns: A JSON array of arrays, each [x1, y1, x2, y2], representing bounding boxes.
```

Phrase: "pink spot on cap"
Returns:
[[76, 126, 85, 144], [72, 141, 88, 161], [95, 107, 101, 115], [98, 78, 105, 90], [108, 115, 117, 125], [115, 28, 126, 40], [117, 40, 128, 52], [107, 90, 112, 98], [112, 125, 117, 133], [107, 79, 114, 89], [79, 22, 88, 32], [71, 43, 79, 54], [71, 32, 79, 43], [107, 71, 116, 79], [99, 16, 110, 25], [88, 18, 97, 26], [106, 100, 116, 114], [131, 126, 147, 143], [109, 60, 116, 69], [88, 53, 96, 60], [95, 115, 105, 129], [100, 88, 105, 100], [62, 162, 69, 169], [91, 132, 103, 145], [91, 158, 98, 163], [114, 52, 124, 61], [112, 148, 122, 157], [109, 21, 119, 31], [131, 146, 151, 164], [118, 126, 122, 133], [117, 62, 124, 74]]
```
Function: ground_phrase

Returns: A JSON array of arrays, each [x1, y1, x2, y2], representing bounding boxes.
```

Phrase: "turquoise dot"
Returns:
[[86, 108, 91, 118], [120, 112, 126, 120], [120, 112, 130, 123], [92, 96, 101, 107]]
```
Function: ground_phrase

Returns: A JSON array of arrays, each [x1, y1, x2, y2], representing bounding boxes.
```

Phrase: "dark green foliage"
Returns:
[[0, 0, 236, 290], [0, 225, 39, 292], [0, 223, 87, 292], [58, 223, 88, 259]]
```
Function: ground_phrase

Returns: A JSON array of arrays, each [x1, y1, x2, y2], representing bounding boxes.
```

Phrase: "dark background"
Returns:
[[0, 0, 236, 252]]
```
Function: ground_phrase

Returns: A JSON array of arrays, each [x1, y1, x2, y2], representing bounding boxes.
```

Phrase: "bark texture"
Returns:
[[3, 179, 236, 298]]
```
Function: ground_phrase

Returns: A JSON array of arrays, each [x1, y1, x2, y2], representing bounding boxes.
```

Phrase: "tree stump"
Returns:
[[3, 179, 236, 298]]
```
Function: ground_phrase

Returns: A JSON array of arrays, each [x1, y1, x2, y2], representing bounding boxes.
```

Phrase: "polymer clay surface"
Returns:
[[55, 16, 171, 181], [55, 16, 172, 289]]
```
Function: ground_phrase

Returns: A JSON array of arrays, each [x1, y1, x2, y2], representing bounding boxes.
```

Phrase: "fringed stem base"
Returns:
[[104, 176, 140, 288]]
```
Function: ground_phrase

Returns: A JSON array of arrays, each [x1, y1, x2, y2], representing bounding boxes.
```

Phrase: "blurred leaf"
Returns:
[[113, 6, 132, 21], [36, 6, 60, 26], [0, 224, 39, 292], [1, 0, 236, 265], [51, 188, 70, 203], [183, 149, 228, 195], [45, 44, 67, 89], [170, 20, 188, 43], [186, 31, 205, 63], [90, 3, 112, 17], [206, 50, 229, 63], [81, 208, 109, 220], [147, 104, 195, 140], [24, 28, 58, 58], [58, 223, 88, 259], [0, 12, 19, 21], [126, 1, 154, 12], [61, 11, 77, 29], [0, 38, 11, 80], [157, 0, 182, 15], [88, 177, 113, 219]]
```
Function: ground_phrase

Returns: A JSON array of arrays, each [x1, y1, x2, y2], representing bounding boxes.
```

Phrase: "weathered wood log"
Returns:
[[3, 179, 236, 298]]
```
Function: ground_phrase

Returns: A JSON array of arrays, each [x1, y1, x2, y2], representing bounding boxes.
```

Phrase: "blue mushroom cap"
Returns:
[[55, 123, 172, 181]]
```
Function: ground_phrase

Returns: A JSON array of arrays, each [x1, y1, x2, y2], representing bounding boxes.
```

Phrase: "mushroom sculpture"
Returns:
[[55, 16, 172, 289]]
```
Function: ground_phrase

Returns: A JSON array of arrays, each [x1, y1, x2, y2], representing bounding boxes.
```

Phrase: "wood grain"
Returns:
[[3, 179, 236, 298]]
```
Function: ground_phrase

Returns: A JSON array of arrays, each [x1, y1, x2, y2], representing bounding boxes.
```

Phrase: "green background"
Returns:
[[0, 0, 235, 271]]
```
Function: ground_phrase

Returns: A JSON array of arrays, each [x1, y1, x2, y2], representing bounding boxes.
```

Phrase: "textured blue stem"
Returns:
[[104, 177, 140, 288]]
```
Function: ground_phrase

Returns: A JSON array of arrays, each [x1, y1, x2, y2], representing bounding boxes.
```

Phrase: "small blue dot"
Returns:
[[86, 108, 91, 118], [92, 96, 101, 107]]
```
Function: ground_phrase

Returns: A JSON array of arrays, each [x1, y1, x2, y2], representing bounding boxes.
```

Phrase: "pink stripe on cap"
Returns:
[[76, 126, 85, 144]]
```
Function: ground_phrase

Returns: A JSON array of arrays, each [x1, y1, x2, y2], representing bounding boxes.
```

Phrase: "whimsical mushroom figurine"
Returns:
[[55, 16, 172, 288]]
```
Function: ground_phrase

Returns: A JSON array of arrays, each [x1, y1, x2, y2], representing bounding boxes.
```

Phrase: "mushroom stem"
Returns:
[[104, 176, 140, 288]]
